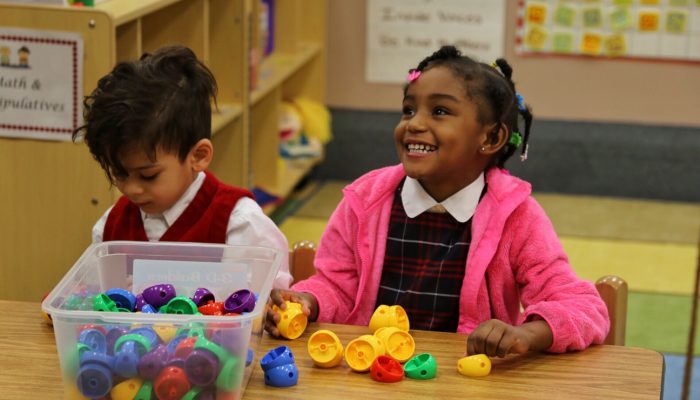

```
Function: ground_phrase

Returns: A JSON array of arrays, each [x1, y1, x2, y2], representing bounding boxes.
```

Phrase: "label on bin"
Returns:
[[132, 260, 248, 302]]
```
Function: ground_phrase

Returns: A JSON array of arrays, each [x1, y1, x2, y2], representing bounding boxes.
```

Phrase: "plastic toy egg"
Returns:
[[272, 301, 308, 339], [457, 354, 491, 377], [110, 377, 143, 400], [344, 334, 386, 372], [368, 305, 410, 333], [373, 326, 415, 363], [404, 353, 437, 379], [370, 355, 404, 383], [307, 329, 344, 368]]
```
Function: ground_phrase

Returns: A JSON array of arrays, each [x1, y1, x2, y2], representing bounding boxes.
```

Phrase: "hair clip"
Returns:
[[520, 144, 529, 162], [509, 132, 523, 147], [516, 93, 526, 112], [407, 69, 421, 82]]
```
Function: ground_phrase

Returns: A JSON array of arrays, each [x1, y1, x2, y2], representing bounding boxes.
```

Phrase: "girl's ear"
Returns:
[[189, 138, 213, 172], [479, 123, 508, 155]]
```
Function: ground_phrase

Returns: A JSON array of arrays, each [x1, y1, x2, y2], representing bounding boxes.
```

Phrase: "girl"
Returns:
[[266, 46, 609, 356]]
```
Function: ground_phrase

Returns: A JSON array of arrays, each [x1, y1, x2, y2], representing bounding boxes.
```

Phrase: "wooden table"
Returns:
[[0, 301, 664, 399]]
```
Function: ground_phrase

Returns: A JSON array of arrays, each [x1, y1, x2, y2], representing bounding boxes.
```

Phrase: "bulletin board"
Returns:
[[366, 0, 506, 83], [516, 0, 700, 61]]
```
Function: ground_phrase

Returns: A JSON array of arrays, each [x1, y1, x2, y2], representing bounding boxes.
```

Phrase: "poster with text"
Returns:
[[516, 0, 700, 61], [366, 0, 507, 83], [0, 27, 83, 141]]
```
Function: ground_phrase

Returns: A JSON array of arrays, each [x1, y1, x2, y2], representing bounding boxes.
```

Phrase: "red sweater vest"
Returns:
[[103, 171, 253, 243]]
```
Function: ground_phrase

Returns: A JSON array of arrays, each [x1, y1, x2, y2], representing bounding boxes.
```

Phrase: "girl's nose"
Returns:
[[406, 112, 427, 133]]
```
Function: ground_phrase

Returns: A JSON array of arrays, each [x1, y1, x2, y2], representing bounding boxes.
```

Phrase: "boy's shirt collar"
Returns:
[[401, 172, 485, 223], [140, 171, 206, 226]]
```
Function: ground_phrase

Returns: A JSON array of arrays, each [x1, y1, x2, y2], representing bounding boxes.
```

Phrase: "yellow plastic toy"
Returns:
[[373, 326, 415, 363], [344, 334, 386, 372], [368, 305, 410, 333], [457, 354, 491, 377], [272, 301, 308, 339], [307, 329, 344, 368], [110, 377, 143, 400], [153, 324, 177, 343]]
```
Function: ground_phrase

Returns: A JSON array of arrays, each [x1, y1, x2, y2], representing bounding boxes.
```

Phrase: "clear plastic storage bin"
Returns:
[[42, 241, 283, 400]]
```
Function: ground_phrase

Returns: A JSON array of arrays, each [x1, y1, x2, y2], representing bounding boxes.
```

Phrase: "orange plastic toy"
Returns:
[[307, 329, 344, 368]]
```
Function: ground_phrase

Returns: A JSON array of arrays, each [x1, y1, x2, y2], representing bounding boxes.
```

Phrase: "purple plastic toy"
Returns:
[[184, 349, 220, 386], [191, 288, 215, 307], [223, 289, 256, 314], [142, 284, 176, 308]]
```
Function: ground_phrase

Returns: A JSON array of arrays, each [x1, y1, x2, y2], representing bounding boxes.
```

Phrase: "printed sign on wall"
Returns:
[[366, 0, 507, 83], [0, 27, 83, 141], [517, 0, 700, 61]]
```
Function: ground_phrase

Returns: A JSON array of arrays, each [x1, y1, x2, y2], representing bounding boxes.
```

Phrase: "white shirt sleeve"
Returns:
[[227, 197, 292, 289], [91, 205, 113, 243]]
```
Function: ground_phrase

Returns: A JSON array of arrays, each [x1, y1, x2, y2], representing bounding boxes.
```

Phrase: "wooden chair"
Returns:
[[289, 241, 628, 346]]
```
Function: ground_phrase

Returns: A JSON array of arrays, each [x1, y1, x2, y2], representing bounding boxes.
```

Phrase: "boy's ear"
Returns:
[[189, 138, 213, 171], [479, 123, 508, 155]]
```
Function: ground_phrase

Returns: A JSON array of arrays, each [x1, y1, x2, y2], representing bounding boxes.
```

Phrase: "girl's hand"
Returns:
[[264, 289, 319, 338], [466, 319, 553, 358]]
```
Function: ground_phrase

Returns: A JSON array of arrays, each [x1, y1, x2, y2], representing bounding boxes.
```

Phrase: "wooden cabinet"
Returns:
[[0, 0, 326, 301]]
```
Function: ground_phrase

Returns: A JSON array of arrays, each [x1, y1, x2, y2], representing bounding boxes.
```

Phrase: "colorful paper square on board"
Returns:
[[580, 32, 602, 55], [610, 8, 632, 31], [552, 32, 574, 53], [666, 11, 688, 34], [669, 0, 689, 6], [640, 0, 660, 4], [554, 5, 576, 27], [605, 34, 626, 56], [526, 2, 548, 25], [638, 10, 660, 31], [612, 0, 633, 5], [583, 7, 603, 28], [525, 26, 548, 50]]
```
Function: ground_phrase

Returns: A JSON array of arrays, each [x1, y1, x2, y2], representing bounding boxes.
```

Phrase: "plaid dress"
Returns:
[[375, 181, 472, 332]]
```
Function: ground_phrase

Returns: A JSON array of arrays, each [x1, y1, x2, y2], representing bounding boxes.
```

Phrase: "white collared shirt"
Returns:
[[92, 171, 292, 289], [401, 173, 485, 222]]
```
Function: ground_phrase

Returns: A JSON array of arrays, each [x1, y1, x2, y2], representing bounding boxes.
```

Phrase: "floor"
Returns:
[[273, 179, 700, 400]]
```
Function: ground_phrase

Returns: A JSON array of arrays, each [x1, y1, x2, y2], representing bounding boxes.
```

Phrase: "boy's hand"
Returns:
[[466, 319, 553, 358], [264, 289, 319, 338]]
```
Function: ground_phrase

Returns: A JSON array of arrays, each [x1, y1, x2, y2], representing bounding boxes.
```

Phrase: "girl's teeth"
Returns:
[[407, 143, 436, 153]]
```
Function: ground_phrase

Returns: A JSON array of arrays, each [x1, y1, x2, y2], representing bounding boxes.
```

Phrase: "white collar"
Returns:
[[401, 173, 485, 223], [140, 171, 206, 226]]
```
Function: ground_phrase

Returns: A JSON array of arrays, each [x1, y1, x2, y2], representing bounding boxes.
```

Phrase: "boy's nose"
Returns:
[[119, 179, 144, 197]]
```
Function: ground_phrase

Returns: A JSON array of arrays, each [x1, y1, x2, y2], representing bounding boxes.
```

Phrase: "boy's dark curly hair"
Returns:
[[407, 45, 533, 168], [73, 45, 217, 183]]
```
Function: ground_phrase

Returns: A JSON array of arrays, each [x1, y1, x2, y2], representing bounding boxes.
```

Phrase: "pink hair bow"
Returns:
[[407, 69, 421, 82]]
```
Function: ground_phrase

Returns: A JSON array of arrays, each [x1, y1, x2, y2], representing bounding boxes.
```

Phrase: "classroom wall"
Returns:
[[325, 1, 700, 127]]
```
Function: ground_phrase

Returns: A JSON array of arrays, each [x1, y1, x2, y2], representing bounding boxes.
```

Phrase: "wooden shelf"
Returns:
[[95, 0, 181, 26], [251, 43, 322, 105], [211, 102, 242, 136]]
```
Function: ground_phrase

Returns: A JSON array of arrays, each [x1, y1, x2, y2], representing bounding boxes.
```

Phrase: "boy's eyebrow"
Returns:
[[132, 163, 159, 170]]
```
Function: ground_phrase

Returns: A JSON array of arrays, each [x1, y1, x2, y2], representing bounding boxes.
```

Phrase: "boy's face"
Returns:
[[114, 147, 198, 215], [394, 65, 493, 201]]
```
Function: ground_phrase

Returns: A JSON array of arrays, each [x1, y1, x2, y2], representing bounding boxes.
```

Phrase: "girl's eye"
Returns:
[[402, 106, 415, 116], [433, 107, 449, 116]]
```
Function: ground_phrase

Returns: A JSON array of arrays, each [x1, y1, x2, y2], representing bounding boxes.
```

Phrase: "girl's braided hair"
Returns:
[[408, 45, 533, 168]]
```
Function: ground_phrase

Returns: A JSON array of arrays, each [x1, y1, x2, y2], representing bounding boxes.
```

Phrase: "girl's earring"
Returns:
[[480, 146, 486, 152]]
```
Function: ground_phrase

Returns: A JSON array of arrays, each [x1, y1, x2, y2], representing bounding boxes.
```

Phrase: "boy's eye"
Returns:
[[402, 106, 415, 116], [140, 173, 159, 181]]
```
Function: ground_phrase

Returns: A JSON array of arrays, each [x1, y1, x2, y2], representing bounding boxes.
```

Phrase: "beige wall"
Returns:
[[326, 1, 700, 127]]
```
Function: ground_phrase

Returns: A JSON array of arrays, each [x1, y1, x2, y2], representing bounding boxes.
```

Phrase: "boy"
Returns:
[[73, 45, 292, 289]]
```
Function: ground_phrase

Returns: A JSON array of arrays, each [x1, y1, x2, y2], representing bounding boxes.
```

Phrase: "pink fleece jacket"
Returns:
[[292, 165, 609, 352]]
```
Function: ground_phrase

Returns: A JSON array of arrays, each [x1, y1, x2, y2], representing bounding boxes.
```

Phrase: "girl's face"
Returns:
[[113, 147, 198, 215], [394, 65, 493, 201]]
